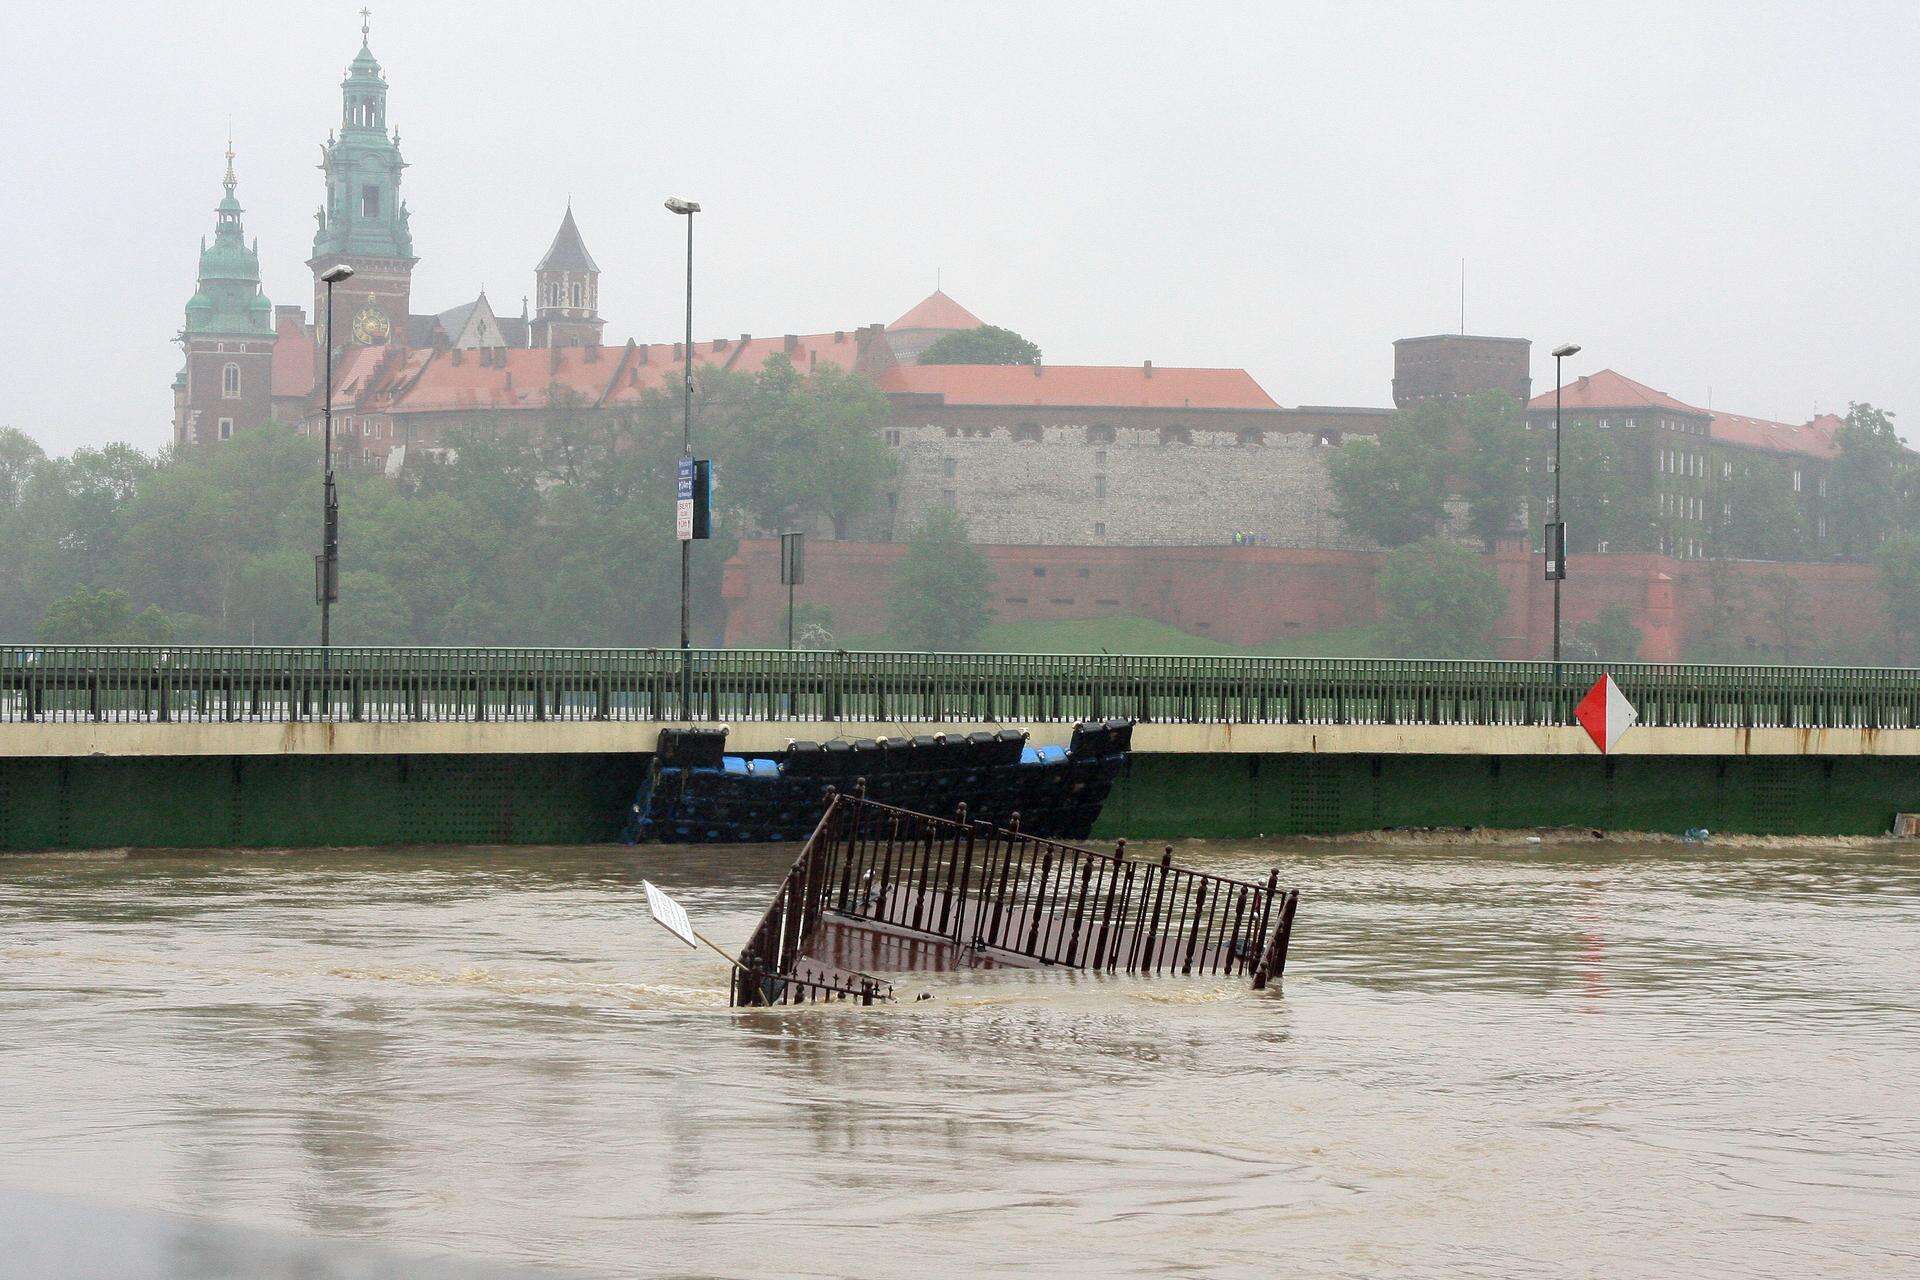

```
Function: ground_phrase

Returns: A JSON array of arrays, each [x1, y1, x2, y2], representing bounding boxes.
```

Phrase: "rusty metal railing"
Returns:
[[730, 790, 1299, 1006]]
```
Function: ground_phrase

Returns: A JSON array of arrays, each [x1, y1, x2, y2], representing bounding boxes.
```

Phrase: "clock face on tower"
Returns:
[[351, 306, 392, 345]]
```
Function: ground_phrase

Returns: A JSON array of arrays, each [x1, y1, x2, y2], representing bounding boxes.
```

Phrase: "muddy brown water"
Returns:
[[2, 839, 1916, 1278]]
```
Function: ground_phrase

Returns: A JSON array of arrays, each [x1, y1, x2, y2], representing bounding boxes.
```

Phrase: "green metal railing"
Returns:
[[5, 645, 1920, 731]]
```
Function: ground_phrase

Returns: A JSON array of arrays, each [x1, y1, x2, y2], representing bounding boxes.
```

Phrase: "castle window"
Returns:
[[1093, 522, 1106, 539], [942, 457, 956, 478], [222, 362, 240, 397], [941, 489, 956, 508], [1094, 475, 1108, 500], [570, 282, 584, 309], [885, 429, 901, 446], [1094, 448, 1108, 467], [361, 185, 381, 218], [1793, 470, 1803, 492], [217, 418, 233, 440]]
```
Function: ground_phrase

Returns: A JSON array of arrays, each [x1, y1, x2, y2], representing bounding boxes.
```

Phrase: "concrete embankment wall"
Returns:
[[3, 745, 1916, 851]]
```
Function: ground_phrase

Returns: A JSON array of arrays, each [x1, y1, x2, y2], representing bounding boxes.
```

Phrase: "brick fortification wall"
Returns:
[[724, 538, 1894, 662]]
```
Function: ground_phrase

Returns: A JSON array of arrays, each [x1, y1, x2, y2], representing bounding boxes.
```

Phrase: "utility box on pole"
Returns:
[[1544, 520, 1567, 581], [780, 532, 805, 650]]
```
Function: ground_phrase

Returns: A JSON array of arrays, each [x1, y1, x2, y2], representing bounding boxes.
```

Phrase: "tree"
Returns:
[[917, 325, 1042, 367], [1376, 537, 1505, 657], [1459, 391, 1528, 550], [1529, 420, 1659, 554], [1876, 533, 1920, 662], [886, 508, 994, 650], [1327, 401, 1452, 547], [1718, 460, 1812, 561], [718, 356, 897, 536], [1572, 604, 1643, 663], [37, 586, 174, 645], [1761, 574, 1813, 664], [0, 426, 45, 507], [1827, 402, 1902, 558]]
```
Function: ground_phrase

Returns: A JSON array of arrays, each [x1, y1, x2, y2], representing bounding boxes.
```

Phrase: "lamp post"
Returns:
[[317, 263, 355, 654], [666, 197, 700, 650], [1548, 341, 1581, 668]]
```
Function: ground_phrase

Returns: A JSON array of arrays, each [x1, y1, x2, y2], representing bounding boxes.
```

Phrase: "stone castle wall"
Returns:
[[878, 408, 1376, 549]]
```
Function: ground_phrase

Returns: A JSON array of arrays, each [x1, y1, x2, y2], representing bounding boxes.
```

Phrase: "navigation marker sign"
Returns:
[[1575, 673, 1638, 754], [642, 880, 699, 949]]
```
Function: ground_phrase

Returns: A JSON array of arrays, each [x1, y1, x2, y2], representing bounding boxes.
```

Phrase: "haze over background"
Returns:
[[3, 0, 1917, 455]]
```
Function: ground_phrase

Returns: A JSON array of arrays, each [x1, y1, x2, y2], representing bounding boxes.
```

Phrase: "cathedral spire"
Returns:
[[183, 143, 272, 338]]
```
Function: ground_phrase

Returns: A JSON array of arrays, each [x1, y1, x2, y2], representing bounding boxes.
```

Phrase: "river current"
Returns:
[[2, 838, 1916, 1278]]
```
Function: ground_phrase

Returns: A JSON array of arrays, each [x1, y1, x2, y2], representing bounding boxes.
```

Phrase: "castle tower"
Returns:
[[173, 142, 276, 446], [308, 11, 416, 352], [530, 205, 603, 348]]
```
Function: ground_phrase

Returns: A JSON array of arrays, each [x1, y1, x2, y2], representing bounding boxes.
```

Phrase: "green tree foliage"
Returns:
[[886, 508, 994, 651], [1459, 391, 1529, 550], [1875, 533, 1920, 662], [1, 358, 897, 649], [1529, 420, 1659, 554], [1572, 603, 1643, 663], [1718, 461, 1813, 561], [1327, 402, 1452, 547], [1827, 402, 1903, 557], [36, 586, 174, 644], [917, 325, 1042, 367], [1376, 537, 1506, 657], [1327, 392, 1526, 550]]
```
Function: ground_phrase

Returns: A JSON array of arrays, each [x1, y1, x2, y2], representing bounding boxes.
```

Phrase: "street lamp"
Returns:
[[665, 197, 700, 650], [1548, 341, 1581, 667], [317, 263, 355, 654]]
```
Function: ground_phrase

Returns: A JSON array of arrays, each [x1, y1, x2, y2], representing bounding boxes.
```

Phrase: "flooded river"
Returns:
[[3, 838, 1917, 1278]]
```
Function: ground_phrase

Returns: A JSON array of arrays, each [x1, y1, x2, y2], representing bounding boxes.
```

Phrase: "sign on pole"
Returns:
[[675, 459, 695, 542], [642, 880, 699, 949], [1574, 673, 1638, 753], [780, 531, 804, 585]]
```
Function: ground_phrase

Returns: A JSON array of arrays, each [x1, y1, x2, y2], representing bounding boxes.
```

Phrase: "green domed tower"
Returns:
[[308, 11, 417, 352], [173, 142, 276, 447]]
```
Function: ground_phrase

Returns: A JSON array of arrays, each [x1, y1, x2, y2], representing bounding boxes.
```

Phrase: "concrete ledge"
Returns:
[[4, 719, 1920, 758]]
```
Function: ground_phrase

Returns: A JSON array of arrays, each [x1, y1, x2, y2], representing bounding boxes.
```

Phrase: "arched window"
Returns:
[[361, 185, 381, 218], [222, 363, 240, 397], [570, 282, 584, 309]]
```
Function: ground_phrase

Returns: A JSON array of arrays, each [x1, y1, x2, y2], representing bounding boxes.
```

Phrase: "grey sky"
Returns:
[[4, 0, 1917, 455]]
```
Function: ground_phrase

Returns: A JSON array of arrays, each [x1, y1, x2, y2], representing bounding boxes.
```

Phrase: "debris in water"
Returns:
[[728, 789, 1301, 1008]]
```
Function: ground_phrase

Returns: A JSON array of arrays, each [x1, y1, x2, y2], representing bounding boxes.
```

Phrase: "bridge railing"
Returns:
[[4, 645, 1920, 730]]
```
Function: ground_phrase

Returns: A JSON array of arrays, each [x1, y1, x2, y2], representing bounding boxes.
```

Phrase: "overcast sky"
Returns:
[[4, 1, 1918, 454]]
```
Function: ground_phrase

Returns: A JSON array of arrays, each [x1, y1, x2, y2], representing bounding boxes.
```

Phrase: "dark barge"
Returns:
[[622, 719, 1135, 845]]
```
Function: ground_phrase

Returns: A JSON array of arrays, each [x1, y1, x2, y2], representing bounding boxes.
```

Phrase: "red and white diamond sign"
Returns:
[[1575, 673, 1638, 754]]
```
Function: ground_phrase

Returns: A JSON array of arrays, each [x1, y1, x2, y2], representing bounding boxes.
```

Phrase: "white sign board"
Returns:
[[642, 880, 699, 949]]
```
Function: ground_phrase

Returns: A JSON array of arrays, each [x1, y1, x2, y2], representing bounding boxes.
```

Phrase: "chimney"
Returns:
[[1032, 361, 1042, 377], [637, 342, 649, 364], [834, 330, 846, 344], [1143, 360, 1153, 378], [673, 341, 684, 361], [855, 327, 871, 350], [784, 334, 799, 353], [740, 333, 751, 347], [451, 347, 464, 366], [713, 337, 728, 352]]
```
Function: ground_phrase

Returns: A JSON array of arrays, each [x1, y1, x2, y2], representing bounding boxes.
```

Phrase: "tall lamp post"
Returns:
[[317, 263, 355, 653], [1547, 341, 1581, 667], [665, 197, 701, 650]]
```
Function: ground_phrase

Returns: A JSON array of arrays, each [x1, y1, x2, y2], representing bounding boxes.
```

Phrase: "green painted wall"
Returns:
[[1092, 753, 1920, 839], [0, 755, 637, 852], [1, 751, 1914, 852]]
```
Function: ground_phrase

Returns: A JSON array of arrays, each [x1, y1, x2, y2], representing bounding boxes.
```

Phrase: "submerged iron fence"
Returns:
[[5, 644, 1920, 730], [731, 791, 1299, 1006]]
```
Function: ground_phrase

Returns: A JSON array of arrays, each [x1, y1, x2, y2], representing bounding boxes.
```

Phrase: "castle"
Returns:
[[173, 19, 1848, 559]]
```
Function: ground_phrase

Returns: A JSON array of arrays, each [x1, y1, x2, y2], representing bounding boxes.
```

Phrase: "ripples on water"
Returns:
[[2, 838, 1917, 1278]]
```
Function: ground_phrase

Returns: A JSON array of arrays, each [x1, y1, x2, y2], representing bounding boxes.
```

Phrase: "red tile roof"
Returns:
[[888, 289, 984, 332], [271, 313, 315, 399], [1709, 411, 1842, 460], [334, 331, 880, 415], [1526, 369, 1705, 416], [877, 363, 1279, 411]]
